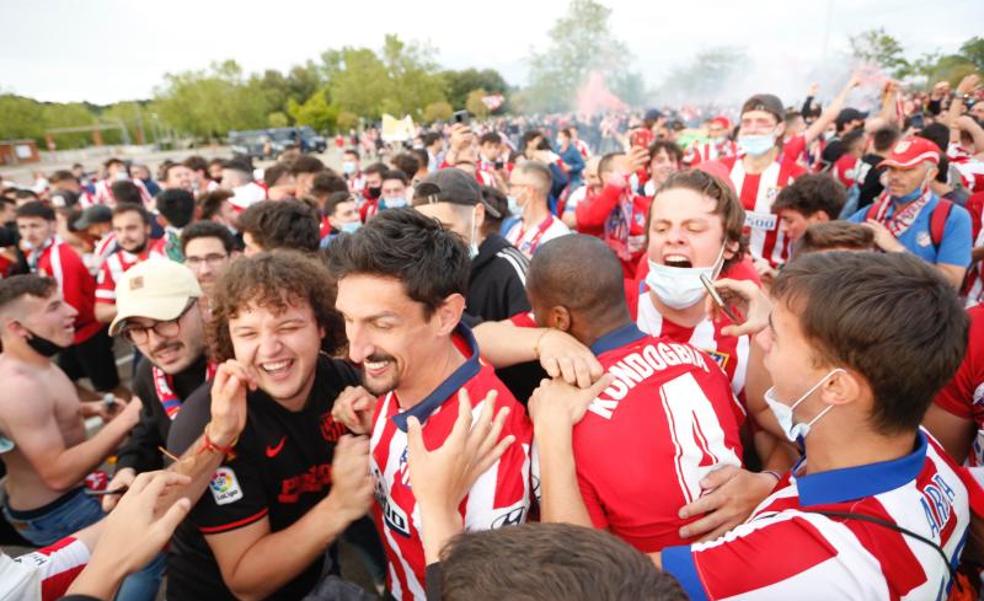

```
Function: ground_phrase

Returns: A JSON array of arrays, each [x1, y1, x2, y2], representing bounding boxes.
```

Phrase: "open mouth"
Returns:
[[153, 343, 183, 363], [662, 254, 693, 269], [259, 359, 294, 377], [363, 357, 394, 378]]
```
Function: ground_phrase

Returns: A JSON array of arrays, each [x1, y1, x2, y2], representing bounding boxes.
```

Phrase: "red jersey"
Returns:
[[369, 325, 534, 600], [684, 139, 738, 166], [574, 324, 743, 553], [833, 154, 860, 189], [634, 282, 751, 405], [662, 431, 982, 600], [949, 144, 984, 194], [716, 156, 805, 268], [94, 247, 163, 304], [27, 237, 100, 344], [574, 183, 651, 278], [934, 306, 984, 468]]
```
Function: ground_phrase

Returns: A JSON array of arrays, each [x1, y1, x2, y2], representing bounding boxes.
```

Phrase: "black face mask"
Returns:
[[366, 186, 382, 200], [23, 328, 67, 358]]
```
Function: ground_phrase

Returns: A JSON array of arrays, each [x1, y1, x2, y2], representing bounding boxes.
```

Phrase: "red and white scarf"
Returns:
[[152, 361, 217, 420], [871, 187, 934, 237]]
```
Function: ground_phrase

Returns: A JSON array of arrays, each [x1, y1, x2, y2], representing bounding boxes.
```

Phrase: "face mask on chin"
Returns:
[[366, 186, 382, 200], [21, 326, 68, 358], [645, 244, 726, 310], [763, 368, 844, 442], [737, 134, 776, 157]]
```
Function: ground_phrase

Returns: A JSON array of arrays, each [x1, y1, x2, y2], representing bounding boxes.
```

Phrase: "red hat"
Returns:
[[878, 137, 940, 169], [710, 115, 731, 130]]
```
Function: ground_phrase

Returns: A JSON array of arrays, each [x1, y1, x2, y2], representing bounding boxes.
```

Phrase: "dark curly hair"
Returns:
[[208, 250, 345, 362], [327, 208, 469, 319]]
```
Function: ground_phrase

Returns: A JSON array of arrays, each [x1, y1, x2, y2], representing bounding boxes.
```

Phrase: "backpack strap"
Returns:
[[930, 199, 954, 251]]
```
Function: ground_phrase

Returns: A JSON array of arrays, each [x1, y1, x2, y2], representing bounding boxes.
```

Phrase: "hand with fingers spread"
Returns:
[[406, 389, 516, 563], [536, 329, 604, 389], [208, 360, 256, 447], [676, 465, 779, 542], [330, 386, 377, 435], [704, 278, 772, 338], [407, 389, 516, 512], [863, 219, 906, 254], [68, 471, 194, 600]]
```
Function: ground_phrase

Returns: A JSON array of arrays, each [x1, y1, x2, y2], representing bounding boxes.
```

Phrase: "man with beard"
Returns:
[[165, 251, 374, 601], [329, 209, 534, 600], [94, 204, 162, 324], [101, 259, 213, 510]]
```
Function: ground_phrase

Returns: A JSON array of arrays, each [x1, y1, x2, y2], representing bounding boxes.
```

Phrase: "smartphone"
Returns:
[[452, 110, 470, 125], [85, 486, 128, 497], [494, 160, 504, 170], [630, 128, 654, 149], [699, 274, 740, 323]]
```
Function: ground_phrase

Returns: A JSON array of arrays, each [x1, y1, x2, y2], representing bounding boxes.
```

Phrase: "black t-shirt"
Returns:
[[116, 354, 210, 473], [165, 356, 360, 601]]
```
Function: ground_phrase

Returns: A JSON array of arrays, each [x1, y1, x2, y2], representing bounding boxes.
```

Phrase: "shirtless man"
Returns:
[[0, 274, 141, 546]]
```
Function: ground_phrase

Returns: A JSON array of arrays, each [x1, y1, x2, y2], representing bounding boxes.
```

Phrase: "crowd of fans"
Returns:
[[0, 69, 982, 600]]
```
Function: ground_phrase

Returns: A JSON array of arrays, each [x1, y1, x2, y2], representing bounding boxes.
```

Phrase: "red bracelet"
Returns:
[[199, 423, 237, 456]]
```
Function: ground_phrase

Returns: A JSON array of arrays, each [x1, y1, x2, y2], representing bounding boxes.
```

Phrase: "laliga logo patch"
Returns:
[[766, 186, 780, 202], [894, 140, 911, 154], [209, 467, 243, 506]]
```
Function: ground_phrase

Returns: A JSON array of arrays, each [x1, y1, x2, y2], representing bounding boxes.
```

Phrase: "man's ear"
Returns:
[[774, 122, 786, 140], [435, 293, 466, 336], [547, 306, 572, 333], [723, 239, 741, 262], [822, 369, 862, 407]]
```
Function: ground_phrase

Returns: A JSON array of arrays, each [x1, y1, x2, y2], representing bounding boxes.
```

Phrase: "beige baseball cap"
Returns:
[[109, 258, 202, 337]]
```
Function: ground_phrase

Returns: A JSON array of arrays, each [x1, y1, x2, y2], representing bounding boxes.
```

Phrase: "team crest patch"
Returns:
[[209, 467, 243, 505], [129, 276, 144, 291], [702, 348, 730, 370], [917, 231, 932, 247], [765, 186, 780, 202], [894, 140, 911, 153]]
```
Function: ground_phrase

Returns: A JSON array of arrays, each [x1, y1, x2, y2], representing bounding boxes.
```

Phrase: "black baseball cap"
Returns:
[[73, 204, 112, 230], [740, 94, 785, 122], [413, 169, 500, 218], [835, 108, 868, 128]]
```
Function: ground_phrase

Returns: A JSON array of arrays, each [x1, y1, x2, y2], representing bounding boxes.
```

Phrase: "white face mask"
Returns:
[[764, 368, 844, 442], [645, 244, 725, 310]]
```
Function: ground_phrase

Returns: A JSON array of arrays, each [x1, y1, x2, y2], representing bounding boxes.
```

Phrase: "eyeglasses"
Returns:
[[184, 253, 228, 269], [122, 299, 196, 345]]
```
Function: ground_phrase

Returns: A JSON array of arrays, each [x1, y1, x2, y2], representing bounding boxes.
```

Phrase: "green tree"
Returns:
[[337, 111, 359, 132], [42, 102, 97, 148], [525, 0, 636, 113], [0, 94, 45, 141], [465, 89, 490, 119], [959, 37, 984, 72], [268, 112, 289, 128], [288, 89, 339, 132], [849, 28, 911, 79], [323, 47, 394, 120], [423, 101, 453, 123], [442, 68, 508, 109], [380, 34, 446, 118]]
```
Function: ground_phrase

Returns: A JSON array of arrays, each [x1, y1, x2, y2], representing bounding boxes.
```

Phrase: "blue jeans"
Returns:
[[3, 488, 164, 601]]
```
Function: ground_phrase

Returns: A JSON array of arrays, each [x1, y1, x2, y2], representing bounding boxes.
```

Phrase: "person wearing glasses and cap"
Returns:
[[102, 258, 213, 513]]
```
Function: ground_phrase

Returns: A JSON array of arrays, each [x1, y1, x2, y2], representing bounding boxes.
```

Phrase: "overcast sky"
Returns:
[[1, 0, 981, 106]]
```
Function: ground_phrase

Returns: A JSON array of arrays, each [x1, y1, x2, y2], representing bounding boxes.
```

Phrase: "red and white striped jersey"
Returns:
[[91, 178, 154, 208], [933, 306, 984, 470], [684, 139, 738, 166], [573, 324, 743, 553], [717, 156, 805, 268], [0, 535, 90, 601], [95, 247, 163, 304], [504, 214, 571, 259], [369, 325, 534, 601], [573, 138, 590, 158], [949, 145, 984, 194], [662, 430, 983, 600], [635, 282, 751, 404], [27, 237, 101, 345]]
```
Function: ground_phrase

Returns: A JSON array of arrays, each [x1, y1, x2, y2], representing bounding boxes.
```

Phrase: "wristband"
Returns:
[[199, 422, 238, 457]]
